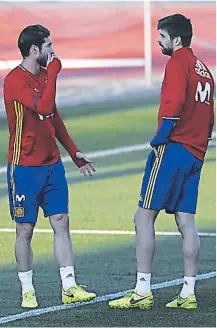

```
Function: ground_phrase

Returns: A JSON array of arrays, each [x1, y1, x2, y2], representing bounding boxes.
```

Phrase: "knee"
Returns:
[[134, 208, 141, 223], [134, 207, 157, 230], [50, 214, 69, 234], [176, 218, 186, 234], [175, 212, 197, 235], [134, 207, 145, 228], [16, 223, 34, 242]]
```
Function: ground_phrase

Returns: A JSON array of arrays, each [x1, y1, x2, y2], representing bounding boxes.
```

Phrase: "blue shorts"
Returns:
[[138, 142, 203, 214], [7, 160, 68, 223]]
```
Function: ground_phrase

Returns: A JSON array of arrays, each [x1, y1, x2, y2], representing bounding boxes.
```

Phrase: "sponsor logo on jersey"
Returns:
[[195, 81, 211, 105], [195, 59, 211, 79]]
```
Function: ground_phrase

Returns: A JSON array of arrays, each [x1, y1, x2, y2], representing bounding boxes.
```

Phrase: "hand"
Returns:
[[76, 152, 96, 176], [153, 147, 159, 159], [47, 53, 57, 66], [47, 53, 62, 75]]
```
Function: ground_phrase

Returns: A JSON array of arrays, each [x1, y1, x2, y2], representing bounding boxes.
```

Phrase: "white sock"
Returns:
[[18, 270, 35, 296], [60, 266, 76, 291], [135, 272, 151, 296], [180, 276, 196, 298]]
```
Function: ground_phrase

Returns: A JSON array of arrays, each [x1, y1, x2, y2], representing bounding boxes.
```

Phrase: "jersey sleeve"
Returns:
[[161, 58, 188, 119], [53, 107, 87, 168], [4, 70, 57, 116], [150, 118, 177, 147]]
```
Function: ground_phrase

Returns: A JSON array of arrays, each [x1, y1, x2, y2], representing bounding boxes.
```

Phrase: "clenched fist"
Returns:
[[47, 53, 62, 76]]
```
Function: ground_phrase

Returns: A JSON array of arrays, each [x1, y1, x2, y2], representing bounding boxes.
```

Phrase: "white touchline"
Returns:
[[0, 271, 215, 325], [0, 131, 215, 174], [0, 58, 145, 70], [0, 142, 152, 174], [0, 228, 215, 237]]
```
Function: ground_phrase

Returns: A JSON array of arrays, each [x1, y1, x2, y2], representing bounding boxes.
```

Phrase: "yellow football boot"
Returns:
[[166, 295, 197, 309], [109, 291, 154, 309], [21, 290, 38, 308], [62, 284, 96, 304]]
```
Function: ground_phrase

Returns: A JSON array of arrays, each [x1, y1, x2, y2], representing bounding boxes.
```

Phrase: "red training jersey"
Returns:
[[157, 47, 215, 161], [4, 64, 85, 167]]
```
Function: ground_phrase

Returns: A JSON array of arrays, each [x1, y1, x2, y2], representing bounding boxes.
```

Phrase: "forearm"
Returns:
[[36, 76, 57, 115], [54, 110, 87, 167], [36, 58, 61, 115], [208, 123, 214, 140], [150, 118, 178, 147], [208, 105, 214, 140], [160, 101, 184, 118]]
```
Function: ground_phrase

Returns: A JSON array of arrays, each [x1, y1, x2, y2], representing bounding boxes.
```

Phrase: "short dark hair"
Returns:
[[157, 14, 193, 47], [18, 24, 50, 58]]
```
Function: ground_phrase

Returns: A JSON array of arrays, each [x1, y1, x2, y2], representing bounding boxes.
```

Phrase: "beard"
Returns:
[[159, 44, 173, 56], [36, 53, 48, 68]]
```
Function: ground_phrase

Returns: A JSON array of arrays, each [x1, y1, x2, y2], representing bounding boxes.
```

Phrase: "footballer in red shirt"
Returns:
[[4, 25, 96, 308], [109, 14, 214, 310]]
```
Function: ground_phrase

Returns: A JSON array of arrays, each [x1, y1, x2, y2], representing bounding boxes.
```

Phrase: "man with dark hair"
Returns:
[[4, 25, 96, 308], [109, 14, 214, 310], [158, 14, 193, 49], [18, 24, 51, 60]]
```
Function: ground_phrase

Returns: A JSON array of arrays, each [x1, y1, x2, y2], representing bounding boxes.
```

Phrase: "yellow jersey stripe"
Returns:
[[14, 102, 20, 165], [15, 103, 24, 165], [11, 101, 20, 214], [12, 101, 23, 165], [12, 101, 19, 165], [10, 101, 24, 218]]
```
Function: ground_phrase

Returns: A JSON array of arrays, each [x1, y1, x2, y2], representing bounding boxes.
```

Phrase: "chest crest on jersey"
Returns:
[[38, 113, 54, 121]]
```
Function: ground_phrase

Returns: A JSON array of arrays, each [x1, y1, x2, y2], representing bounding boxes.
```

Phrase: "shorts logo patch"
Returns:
[[139, 195, 143, 202], [15, 207, 24, 217]]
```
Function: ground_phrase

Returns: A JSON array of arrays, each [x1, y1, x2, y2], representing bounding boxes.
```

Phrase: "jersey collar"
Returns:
[[172, 47, 193, 57]]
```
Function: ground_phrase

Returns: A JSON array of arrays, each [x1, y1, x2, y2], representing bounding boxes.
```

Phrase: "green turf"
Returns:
[[0, 236, 215, 326], [0, 149, 215, 232], [19, 279, 214, 328], [0, 103, 157, 166]]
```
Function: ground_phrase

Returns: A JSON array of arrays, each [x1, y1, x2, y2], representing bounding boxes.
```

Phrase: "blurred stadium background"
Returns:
[[0, 0, 215, 110], [0, 1, 215, 327]]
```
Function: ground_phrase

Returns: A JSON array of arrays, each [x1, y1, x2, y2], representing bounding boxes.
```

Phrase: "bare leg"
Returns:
[[49, 214, 76, 290], [15, 222, 35, 272], [175, 211, 200, 277], [134, 207, 159, 296], [49, 214, 74, 267], [15, 222, 36, 297], [175, 211, 200, 297], [134, 207, 159, 273]]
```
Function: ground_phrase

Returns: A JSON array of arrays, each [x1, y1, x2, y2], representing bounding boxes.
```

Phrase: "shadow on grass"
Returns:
[[0, 236, 215, 326]]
